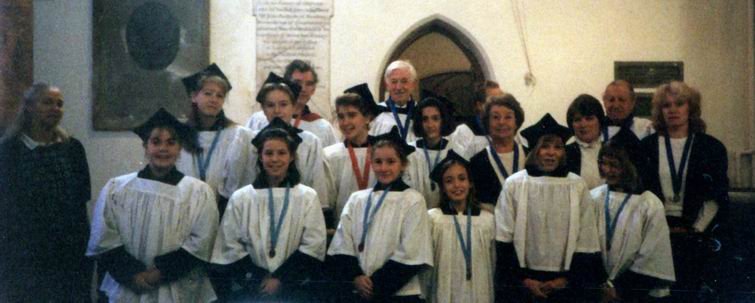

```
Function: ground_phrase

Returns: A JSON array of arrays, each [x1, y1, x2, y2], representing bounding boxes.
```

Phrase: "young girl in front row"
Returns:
[[592, 141, 675, 302], [424, 150, 496, 303], [87, 109, 219, 302], [328, 127, 433, 302], [405, 96, 460, 209], [211, 125, 327, 301]]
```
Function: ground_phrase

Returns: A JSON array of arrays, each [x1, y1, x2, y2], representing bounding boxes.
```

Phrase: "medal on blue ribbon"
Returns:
[[452, 206, 473, 280], [358, 186, 391, 252], [664, 135, 693, 203], [422, 141, 442, 191], [267, 183, 290, 258], [195, 130, 223, 181], [604, 189, 632, 251]]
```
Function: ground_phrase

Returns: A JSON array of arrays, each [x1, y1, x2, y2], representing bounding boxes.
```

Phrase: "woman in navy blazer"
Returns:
[[639, 81, 729, 302]]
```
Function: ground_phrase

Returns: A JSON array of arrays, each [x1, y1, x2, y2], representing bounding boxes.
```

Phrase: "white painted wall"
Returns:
[[34, 0, 754, 204]]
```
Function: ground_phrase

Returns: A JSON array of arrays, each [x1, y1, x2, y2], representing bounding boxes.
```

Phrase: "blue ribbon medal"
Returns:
[[358, 185, 391, 252], [267, 183, 290, 258]]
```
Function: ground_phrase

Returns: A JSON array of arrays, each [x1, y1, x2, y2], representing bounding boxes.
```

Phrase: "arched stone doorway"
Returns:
[[379, 16, 492, 118]]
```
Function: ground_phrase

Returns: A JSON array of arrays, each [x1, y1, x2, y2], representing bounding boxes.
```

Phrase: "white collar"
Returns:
[[20, 133, 61, 150], [576, 137, 601, 149]]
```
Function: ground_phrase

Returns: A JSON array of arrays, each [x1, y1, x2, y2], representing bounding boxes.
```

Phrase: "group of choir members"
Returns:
[[0, 58, 729, 303]]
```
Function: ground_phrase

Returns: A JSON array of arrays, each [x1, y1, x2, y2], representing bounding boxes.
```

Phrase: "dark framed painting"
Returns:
[[614, 61, 684, 89], [93, 0, 209, 130]]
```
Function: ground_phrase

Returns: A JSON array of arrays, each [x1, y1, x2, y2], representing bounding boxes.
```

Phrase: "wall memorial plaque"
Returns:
[[614, 61, 684, 89], [93, 1, 209, 130], [254, 0, 334, 120]]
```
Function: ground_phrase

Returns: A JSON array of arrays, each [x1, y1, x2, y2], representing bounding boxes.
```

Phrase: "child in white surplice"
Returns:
[[211, 124, 327, 301], [423, 150, 496, 303], [87, 108, 219, 302], [495, 114, 604, 302], [593, 141, 675, 301], [328, 127, 433, 302]]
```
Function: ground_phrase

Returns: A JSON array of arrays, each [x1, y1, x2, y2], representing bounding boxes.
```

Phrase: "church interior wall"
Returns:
[[32, 0, 754, 207]]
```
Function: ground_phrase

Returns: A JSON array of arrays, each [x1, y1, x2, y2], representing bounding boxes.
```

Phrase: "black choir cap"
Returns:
[[429, 149, 470, 184], [256, 72, 302, 103], [520, 113, 572, 146], [133, 108, 198, 151], [181, 63, 232, 95], [344, 83, 380, 117], [368, 126, 416, 156], [251, 117, 303, 150]]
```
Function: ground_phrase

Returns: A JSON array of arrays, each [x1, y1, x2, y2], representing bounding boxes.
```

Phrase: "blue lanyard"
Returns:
[[388, 100, 414, 140], [489, 142, 519, 179], [422, 143, 443, 190], [358, 186, 391, 252], [663, 134, 694, 202], [267, 184, 290, 258], [195, 130, 223, 181], [604, 189, 632, 251], [452, 207, 473, 280]]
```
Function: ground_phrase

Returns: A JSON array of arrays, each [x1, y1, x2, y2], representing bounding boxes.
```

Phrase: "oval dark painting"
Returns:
[[126, 2, 180, 70]]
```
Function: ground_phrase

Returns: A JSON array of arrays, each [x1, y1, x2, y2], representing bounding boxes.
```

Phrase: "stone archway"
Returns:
[[379, 15, 492, 117]]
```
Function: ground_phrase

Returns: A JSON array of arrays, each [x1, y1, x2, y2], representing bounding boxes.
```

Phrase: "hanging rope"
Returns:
[[510, 0, 536, 88]]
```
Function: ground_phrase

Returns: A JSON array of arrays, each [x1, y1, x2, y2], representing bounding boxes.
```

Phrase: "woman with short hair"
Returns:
[[565, 94, 609, 189], [469, 94, 527, 209]]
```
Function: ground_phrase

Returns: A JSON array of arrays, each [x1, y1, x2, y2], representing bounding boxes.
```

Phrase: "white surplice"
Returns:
[[424, 208, 496, 303], [221, 129, 331, 208], [590, 186, 675, 296], [296, 118, 339, 148], [495, 171, 600, 272], [244, 111, 268, 132], [575, 138, 605, 190], [328, 188, 433, 297], [448, 123, 488, 160], [211, 184, 326, 271], [176, 125, 254, 197], [323, 142, 376, 223], [404, 140, 459, 209], [87, 173, 219, 303]]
